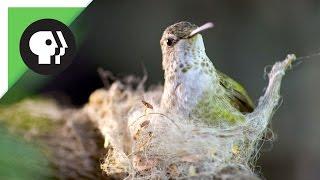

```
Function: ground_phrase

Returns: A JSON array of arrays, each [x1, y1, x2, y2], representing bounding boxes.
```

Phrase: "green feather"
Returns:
[[217, 70, 255, 113], [193, 70, 254, 125]]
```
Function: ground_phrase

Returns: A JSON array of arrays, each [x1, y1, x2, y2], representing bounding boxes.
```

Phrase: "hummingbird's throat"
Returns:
[[164, 47, 214, 77]]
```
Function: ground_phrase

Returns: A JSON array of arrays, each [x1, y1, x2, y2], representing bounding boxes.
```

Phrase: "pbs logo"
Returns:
[[20, 19, 76, 75]]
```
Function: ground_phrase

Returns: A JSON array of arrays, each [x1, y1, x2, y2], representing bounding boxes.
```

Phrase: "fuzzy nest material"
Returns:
[[85, 54, 297, 179], [0, 54, 296, 179]]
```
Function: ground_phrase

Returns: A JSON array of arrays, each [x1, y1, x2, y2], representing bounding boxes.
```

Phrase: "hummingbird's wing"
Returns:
[[217, 70, 255, 113]]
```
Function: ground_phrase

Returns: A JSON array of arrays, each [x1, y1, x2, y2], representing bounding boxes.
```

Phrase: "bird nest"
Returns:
[[84, 54, 297, 179]]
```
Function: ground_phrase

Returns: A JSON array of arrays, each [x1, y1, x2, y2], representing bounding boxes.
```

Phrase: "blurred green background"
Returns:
[[2, 0, 320, 179]]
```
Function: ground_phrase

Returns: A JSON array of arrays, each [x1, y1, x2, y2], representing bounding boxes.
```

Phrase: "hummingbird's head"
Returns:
[[160, 21, 214, 71]]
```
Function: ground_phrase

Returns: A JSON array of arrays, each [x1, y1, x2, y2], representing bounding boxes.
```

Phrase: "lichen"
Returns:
[[0, 98, 61, 135]]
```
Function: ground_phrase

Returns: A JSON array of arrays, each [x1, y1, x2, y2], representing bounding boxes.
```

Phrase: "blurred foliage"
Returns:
[[0, 127, 52, 179]]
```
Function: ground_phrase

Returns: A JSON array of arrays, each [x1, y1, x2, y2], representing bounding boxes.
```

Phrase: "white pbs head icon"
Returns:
[[29, 31, 68, 65]]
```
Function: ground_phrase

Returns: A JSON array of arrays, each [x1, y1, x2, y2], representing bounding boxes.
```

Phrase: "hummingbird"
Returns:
[[160, 21, 254, 126]]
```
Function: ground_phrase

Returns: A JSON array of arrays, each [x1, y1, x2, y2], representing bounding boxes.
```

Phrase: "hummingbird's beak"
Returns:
[[188, 22, 214, 38]]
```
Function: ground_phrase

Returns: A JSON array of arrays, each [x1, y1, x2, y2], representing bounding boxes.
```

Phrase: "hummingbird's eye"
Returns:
[[166, 38, 175, 47]]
